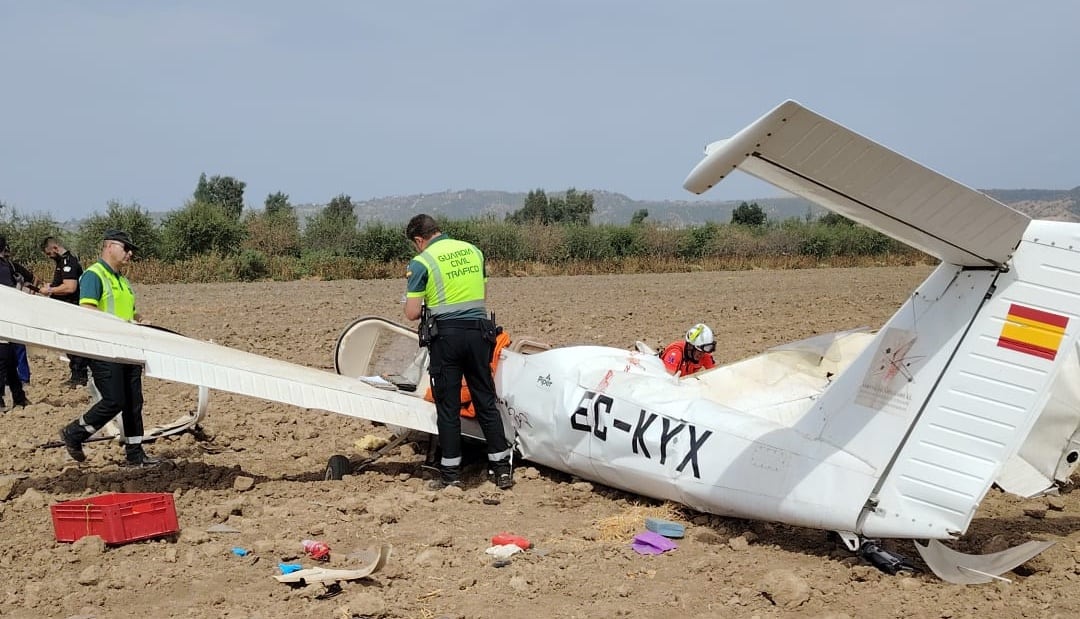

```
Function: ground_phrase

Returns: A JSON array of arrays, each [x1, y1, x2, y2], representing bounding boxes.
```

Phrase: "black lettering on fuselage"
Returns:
[[593, 395, 612, 441], [570, 391, 596, 432], [659, 417, 685, 465], [675, 426, 713, 478], [567, 392, 712, 478], [631, 410, 658, 458]]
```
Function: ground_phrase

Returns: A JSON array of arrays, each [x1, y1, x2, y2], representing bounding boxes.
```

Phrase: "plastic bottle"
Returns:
[[301, 539, 331, 561]]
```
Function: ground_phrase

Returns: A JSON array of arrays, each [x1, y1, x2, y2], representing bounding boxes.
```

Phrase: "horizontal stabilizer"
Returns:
[[684, 100, 1030, 267]]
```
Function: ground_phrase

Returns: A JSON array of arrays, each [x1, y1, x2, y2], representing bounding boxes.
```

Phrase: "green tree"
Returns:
[[76, 201, 162, 259], [630, 208, 649, 225], [731, 201, 767, 227], [323, 193, 356, 221], [194, 173, 247, 219], [560, 188, 594, 225], [302, 193, 359, 255], [507, 188, 594, 225], [160, 201, 246, 260], [508, 189, 549, 224], [264, 191, 292, 217]]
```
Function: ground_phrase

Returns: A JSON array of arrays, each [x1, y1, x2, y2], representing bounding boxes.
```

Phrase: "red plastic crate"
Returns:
[[50, 493, 179, 544]]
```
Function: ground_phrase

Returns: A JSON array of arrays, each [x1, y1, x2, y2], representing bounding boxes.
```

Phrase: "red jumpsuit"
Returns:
[[660, 341, 716, 376]]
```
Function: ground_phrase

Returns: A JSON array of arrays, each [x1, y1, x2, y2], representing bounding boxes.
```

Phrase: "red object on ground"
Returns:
[[302, 539, 331, 561], [51, 493, 179, 544], [491, 533, 531, 550]]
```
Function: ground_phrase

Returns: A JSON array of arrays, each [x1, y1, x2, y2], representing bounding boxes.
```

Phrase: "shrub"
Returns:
[[607, 224, 646, 257], [0, 210, 64, 264], [677, 223, 720, 259], [243, 210, 300, 257], [564, 225, 615, 261], [76, 201, 162, 260], [520, 223, 570, 262], [160, 201, 246, 260], [237, 249, 268, 281], [469, 221, 525, 261], [637, 225, 682, 258], [354, 221, 411, 262], [439, 218, 526, 261]]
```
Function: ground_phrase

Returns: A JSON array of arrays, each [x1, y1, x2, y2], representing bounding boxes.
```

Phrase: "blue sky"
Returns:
[[2, 1, 1078, 219]]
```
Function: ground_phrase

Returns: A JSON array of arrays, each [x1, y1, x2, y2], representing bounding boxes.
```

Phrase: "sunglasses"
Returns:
[[695, 342, 716, 353], [108, 241, 134, 253]]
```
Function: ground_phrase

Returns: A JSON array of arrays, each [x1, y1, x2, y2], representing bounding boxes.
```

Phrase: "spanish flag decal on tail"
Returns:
[[997, 304, 1069, 361]]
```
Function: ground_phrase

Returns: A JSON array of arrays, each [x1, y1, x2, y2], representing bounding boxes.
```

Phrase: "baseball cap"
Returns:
[[103, 229, 138, 253]]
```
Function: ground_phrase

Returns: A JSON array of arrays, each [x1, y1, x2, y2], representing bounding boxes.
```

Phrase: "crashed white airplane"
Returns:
[[2, 100, 1078, 584]]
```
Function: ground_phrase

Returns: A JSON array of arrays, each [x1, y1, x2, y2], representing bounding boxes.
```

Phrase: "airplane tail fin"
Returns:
[[685, 101, 1079, 539], [858, 223, 1080, 537]]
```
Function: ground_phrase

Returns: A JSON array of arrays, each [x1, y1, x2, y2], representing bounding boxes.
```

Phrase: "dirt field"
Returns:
[[4, 266, 1080, 618]]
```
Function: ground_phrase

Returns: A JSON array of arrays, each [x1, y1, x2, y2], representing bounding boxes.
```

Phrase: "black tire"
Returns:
[[324, 454, 351, 481]]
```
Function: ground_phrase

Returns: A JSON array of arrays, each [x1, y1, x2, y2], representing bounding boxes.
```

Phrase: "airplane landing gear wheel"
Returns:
[[324, 454, 351, 481]]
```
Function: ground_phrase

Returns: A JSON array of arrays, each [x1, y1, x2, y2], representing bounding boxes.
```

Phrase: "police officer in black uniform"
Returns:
[[41, 236, 89, 386], [0, 235, 33, 410]]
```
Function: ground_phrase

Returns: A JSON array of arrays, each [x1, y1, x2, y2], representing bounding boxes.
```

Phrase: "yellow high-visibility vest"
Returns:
[[84, 261, 136, 320], [414, 238, 486, 317]]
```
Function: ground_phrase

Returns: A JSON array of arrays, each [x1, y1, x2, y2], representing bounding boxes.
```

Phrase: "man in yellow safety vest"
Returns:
[[59, 230, 163, 467], [403, 214, 513, 490]]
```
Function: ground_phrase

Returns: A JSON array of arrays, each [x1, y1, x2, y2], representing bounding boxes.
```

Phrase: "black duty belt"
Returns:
[[436, 319, 485, 329]]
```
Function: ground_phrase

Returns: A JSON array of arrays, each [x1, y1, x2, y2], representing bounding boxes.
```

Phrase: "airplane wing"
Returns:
[[683, 100, 1030, 268], [0, 285, 437, 435]]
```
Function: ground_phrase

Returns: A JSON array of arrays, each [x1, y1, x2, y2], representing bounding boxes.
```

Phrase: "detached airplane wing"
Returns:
[[0, 285, 437, 435], [683, 100, 1030, 267]]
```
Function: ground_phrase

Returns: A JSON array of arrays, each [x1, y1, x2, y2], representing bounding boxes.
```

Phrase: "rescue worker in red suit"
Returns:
[[661, 323, 717, 376]]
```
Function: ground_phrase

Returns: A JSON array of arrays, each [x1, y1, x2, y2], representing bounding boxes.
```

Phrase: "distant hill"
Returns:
[[294, 190, 832, 227], [290, 186, 1080, 227]]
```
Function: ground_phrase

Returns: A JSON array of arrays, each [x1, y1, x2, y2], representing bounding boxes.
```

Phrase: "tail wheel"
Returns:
[[324, 454, 351, 481]]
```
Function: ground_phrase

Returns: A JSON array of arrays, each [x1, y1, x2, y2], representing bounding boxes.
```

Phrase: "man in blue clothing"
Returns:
[[0, 235, 33, 411]]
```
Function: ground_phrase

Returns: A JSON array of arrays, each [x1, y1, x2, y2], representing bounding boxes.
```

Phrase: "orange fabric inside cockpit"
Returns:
[[424, 330, 512, 418]]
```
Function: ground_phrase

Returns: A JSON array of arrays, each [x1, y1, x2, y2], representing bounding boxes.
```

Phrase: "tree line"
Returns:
[[0, 174, 923, 283]]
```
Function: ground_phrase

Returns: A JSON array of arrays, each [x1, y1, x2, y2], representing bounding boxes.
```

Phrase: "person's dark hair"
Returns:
[[41, 236, 60, 252], [405, 214, 440, 241]]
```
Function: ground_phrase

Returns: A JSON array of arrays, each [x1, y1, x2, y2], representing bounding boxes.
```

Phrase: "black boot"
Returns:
[[427, 464, 462, 490], [488, 457, 514, 490], [122, 445, 164, 468], [59, 426, 87, 462]]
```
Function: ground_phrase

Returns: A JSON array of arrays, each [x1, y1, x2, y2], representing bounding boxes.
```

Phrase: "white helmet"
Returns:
[[685, 323, 716, 353]]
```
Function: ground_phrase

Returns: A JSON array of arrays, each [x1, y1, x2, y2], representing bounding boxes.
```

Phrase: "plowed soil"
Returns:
[[4, 265, 1080, 619]]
